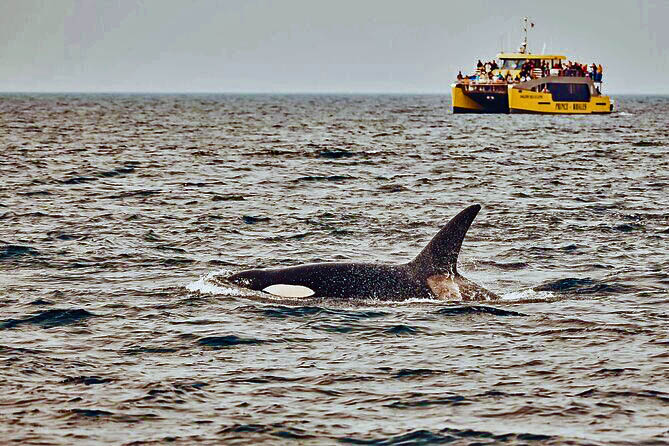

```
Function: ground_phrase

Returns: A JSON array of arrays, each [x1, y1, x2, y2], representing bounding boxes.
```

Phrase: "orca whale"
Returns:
[[227, 204, 498, 301]]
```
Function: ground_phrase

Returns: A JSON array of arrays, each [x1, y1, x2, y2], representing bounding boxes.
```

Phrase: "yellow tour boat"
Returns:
[[451, 18, 613, 114]]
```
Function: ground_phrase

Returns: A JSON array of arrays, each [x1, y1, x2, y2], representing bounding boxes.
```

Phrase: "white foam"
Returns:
[[500, 288, 556, 302], [185, 269, 240, 296]]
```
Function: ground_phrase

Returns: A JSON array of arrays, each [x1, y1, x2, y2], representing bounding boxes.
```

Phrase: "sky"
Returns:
[[1, 0, 667, 94]]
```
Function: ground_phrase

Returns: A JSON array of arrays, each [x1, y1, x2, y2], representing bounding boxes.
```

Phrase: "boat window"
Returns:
[[548, 83, 591, 102], [501, 59, 525, 70]]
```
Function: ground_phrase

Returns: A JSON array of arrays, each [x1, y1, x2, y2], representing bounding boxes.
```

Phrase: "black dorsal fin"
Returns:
[[410, 204, 481, 276]]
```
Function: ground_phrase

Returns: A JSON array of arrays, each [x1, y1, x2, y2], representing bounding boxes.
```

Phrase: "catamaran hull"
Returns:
[[451, 84, 509, 113], [508, 87, 612, 114], [452, 78, 613, 115]]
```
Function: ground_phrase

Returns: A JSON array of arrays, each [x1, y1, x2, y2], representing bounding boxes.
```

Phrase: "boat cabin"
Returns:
[[495, 53, 567, 76], [515, 76, 598, 102]]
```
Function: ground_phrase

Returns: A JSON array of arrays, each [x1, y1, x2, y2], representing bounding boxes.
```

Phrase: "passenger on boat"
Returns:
[[457, 71, 464, 81], [475, 60, 485, 75], [596, 64, 603, 82]]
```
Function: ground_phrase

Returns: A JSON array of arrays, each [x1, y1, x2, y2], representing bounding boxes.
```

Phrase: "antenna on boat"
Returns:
[[519, 17, 534, 54]]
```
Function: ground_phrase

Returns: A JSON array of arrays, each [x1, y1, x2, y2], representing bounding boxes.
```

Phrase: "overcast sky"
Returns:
[[1, 0, 667, 94]]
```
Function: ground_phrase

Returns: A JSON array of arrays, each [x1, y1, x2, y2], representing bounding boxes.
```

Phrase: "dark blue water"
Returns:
[[1, 94, 668, 445]]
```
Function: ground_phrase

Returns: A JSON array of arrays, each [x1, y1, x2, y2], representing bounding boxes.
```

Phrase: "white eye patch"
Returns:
[[262, 284, 315, 298]]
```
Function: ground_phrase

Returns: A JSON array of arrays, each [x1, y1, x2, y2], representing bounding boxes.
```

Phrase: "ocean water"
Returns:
[[1, 93, 668, 445]]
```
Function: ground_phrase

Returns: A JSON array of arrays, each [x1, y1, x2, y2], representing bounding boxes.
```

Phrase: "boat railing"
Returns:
[[455, 81, 508, 93]]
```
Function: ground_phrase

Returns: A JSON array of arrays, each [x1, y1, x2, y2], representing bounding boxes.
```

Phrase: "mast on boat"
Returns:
[[518, 17, 533, 54]]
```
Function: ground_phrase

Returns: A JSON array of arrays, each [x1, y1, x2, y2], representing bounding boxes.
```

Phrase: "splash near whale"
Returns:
[[228, 204, 498, 301]]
